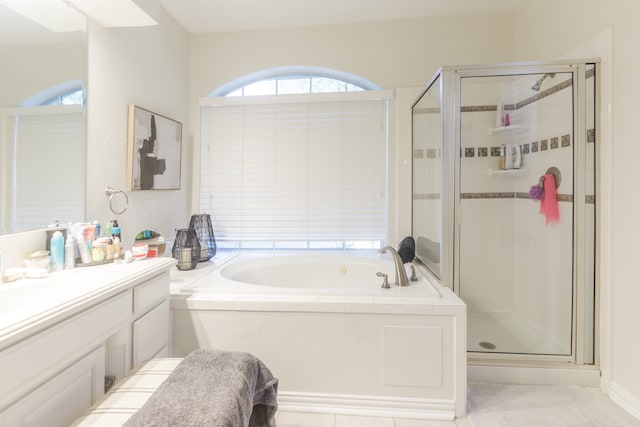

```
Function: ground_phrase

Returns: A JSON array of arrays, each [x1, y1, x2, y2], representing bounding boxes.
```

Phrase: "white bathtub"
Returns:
[[170, 252, 466, 421], [182, 253, 441, 297]]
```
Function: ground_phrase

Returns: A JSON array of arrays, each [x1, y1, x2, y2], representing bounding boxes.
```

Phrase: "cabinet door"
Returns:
[[2, 346, 104, 427], [132, 300, 169, 368]]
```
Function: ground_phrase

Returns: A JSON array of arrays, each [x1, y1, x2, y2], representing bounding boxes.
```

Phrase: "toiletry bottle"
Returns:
[[498, 145, 506, 170], [112, 226, 121, 241], [512, 144, 522, 169], [104, 220, 112, 238], [64, 234, 75, 269], [111, 220, 121, 241], [113, 237, 122, 262], [77, 234, 92, 264], [50, 231, 65, 272], [505, 143, 513, 170], [92, 220, 101, 238]]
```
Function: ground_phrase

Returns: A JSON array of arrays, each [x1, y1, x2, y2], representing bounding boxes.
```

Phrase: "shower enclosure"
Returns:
[[412, 60, 597, 366]]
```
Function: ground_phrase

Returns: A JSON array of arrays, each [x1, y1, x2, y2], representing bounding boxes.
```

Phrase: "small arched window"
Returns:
[[20, 80, 85, 107], [42, 88, 84, 106]]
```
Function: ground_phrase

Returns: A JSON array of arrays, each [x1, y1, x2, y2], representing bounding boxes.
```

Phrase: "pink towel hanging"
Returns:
[[540, 173, 559, 224]]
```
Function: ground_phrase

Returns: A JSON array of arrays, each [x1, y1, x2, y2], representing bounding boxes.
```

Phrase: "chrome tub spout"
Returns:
[[379, 245, 410, 286]]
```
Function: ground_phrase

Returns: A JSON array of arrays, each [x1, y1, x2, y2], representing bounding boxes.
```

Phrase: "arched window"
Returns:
[[20, 79, 85, 107], [200, 67, 390, 250], [210, 66, 379, 97]]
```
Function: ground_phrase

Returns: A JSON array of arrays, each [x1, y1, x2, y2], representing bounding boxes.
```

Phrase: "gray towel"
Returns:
[[124, 349, 278, 427]]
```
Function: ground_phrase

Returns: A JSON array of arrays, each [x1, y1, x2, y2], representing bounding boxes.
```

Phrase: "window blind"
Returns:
[[4, 106, 85, 232], [200, 92, 390, 249]]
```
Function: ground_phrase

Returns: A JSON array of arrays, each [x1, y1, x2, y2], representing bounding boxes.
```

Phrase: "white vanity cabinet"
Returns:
[[132, 272, 171, 366], [0, 258, 175, 427]]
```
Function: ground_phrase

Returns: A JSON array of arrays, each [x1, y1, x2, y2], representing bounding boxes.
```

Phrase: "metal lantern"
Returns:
[[188, 213, 217, 262], [172, 228, 201, 270]]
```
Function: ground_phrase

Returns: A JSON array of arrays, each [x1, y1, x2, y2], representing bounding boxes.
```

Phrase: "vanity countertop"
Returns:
[[0, 257, 175, 350]]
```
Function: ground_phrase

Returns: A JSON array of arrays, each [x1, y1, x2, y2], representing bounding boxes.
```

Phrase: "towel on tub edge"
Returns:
[[123, 349, 278, 427]]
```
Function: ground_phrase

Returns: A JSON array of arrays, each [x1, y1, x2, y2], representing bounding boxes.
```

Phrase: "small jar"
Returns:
[[25, 250, 51, 271], [91, 242, 106, 263], [132, 243, 149, 260]]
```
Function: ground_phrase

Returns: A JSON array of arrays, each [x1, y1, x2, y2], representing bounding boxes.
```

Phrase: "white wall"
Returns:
[[516, 0, 640, 417], [188, 12, 517, 244], [0, 42, 84, 107], [86, 3, 191, 249]]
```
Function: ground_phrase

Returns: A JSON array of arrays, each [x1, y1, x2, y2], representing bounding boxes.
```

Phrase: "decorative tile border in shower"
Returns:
[[461, 67, 595, 115], [413, 193, 441, 200], [460, 192, 574, 202], [516, 78, 573, 109], [460, 192, 594, 204], [414, 148, 441, 159], [461, 192, 516, 199], [463, 129, 595, 159]]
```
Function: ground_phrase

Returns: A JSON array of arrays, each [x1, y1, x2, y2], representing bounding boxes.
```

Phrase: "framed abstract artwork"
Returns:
[[127, 105, 182, 190]]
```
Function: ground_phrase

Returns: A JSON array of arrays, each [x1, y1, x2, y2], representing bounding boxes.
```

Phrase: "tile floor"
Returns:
[[276, 411, 471, 427], [275, 384, 640, 427]]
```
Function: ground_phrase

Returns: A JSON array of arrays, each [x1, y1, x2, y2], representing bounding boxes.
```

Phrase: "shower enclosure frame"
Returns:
[[413, 59, 600, 369]]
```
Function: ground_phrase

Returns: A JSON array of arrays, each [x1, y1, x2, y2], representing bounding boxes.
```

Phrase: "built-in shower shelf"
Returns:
[[489, 125, 522, 135], [488, 167, 528, 177]]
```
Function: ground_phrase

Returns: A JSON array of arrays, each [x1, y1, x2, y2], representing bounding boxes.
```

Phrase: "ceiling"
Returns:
[[159, 0, 524, 34], [0, 0, 524, 46]]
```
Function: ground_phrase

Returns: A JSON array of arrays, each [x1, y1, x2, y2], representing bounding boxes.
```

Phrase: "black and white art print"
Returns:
[[127, 105, 182, 191]]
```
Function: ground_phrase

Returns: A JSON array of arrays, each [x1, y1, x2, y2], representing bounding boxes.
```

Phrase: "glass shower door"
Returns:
[[458, 72, 575, 356]]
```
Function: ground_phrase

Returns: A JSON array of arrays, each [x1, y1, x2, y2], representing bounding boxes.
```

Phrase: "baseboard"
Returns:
[[468, 364, 601, 387], [609, 382, 640, 420], [277, 391, 456, 421]]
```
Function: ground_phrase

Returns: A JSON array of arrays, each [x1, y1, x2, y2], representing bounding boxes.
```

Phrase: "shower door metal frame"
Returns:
[[436, 60, 599, 366]]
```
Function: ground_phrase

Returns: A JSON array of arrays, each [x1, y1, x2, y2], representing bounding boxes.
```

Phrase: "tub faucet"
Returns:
[[379, 246, 410, 286]]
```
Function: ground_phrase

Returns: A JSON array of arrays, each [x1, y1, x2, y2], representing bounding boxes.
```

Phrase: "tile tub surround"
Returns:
[[169, 253, 467, 420]]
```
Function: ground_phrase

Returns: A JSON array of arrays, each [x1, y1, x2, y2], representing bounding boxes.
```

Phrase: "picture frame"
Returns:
[[127, 105, 182, 191]]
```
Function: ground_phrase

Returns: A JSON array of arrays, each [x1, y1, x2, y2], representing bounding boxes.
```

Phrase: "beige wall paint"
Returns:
[[516, 0, 640, 415], [86, 4, 191, 248], [190, 12, 516, 95], [189, 12, 517, 242]]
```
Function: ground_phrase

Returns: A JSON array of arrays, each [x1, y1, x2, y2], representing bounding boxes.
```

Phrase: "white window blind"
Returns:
[[4, 106, 85, 231], [200, 91, 390, 249]]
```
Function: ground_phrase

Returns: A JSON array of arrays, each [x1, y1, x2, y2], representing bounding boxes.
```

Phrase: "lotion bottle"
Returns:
[[77, 234, 92, 264], [512, 144, 522, 169], [504, 143, 513, 169], [113, 237, 122, 262], [64, 234, 75, 269], [50, 231, 64, 272]]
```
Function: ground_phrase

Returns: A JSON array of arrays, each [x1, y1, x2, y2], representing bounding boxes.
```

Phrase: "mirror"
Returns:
[[0, 3, 87, 235], [133, 229, 167, 258], [412, 75, 442, 278]]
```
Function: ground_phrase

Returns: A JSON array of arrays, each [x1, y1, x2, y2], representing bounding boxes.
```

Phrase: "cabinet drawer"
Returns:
[[133, 273, 169, 315], [132, 300, 169, 368]]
